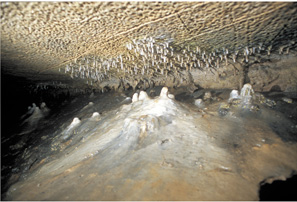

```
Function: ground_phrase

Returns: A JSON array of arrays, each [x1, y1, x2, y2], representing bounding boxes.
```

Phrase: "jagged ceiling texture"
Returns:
[[1, 2, 297, 87]]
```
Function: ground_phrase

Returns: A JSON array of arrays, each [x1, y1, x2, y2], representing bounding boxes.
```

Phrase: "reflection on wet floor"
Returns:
[[2, 85, 297, 200]]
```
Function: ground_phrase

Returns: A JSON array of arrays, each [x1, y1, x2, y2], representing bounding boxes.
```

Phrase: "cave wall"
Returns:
[[249, 55, 297, 92]]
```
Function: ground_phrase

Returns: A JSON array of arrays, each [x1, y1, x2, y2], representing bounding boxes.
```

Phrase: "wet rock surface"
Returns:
[[2, 86, 297, 201]]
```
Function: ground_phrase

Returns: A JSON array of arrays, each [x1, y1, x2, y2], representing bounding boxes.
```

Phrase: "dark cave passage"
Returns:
[[259, 174, 297, 201]]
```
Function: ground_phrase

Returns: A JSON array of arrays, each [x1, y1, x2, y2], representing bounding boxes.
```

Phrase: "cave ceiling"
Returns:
[[1, 2, 297, 88]]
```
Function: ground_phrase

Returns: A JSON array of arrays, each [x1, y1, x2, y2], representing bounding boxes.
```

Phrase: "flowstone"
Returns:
[[4, 87, 297, 201]]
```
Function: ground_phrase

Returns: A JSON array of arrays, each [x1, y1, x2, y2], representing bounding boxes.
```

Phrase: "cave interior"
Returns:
[[1, 2, 297, 201]]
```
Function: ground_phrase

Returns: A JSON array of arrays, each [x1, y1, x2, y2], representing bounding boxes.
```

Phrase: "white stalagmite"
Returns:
[[160, 87, 169, 98], [138, 91, 149, 101], [229, 90, 240, 102], [61, 117, 81, 140], [22, 103, 36, 119], [70, 117, 81, 126], [40, 102, 50, 114], [92, 112, 100, 118], [91, 112, 101, 121], [194, 99, 203, 108], [132, 93, 139, 102], [29, 106, 43, 122], [240, 83, 254, 105]]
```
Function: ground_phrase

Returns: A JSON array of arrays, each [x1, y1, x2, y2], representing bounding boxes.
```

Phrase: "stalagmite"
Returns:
[[138, 91, 149, 101], [160, 87, 169, 98], [132, 93, 139, 102], [194, 98, 204, 108], [229, 90, 240, 102], [240, 83, 254, 105]]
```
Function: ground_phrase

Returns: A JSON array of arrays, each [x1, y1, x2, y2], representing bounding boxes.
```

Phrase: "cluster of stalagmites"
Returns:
[[61, 36, 296, 91], [194, 83, 293, 117], [21, 102, 50, 121], [58, 87, 174, 142], [131, 86, 175, 103], [18, 102, 50, 135]]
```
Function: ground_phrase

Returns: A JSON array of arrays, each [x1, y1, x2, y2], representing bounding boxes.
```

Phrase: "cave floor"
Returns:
[[2, 87, 297, 201]]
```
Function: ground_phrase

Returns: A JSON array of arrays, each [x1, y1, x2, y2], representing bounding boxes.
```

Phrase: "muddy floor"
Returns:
[[2, 86, 297, 200]]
